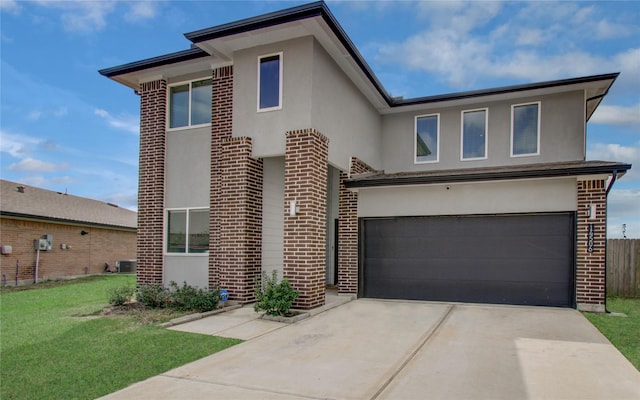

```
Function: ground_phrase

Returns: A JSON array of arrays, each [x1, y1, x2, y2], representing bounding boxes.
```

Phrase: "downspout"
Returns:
[[604, 170, 618, 313]]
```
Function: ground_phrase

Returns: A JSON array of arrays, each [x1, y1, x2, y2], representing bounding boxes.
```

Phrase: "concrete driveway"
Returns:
[[100, 300, 640, 400]]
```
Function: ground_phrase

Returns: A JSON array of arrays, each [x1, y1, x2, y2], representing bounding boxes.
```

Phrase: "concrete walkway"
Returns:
[[100, 300, 640, 400]]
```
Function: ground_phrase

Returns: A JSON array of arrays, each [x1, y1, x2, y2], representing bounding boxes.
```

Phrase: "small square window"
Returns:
[[415, 114, 439, 163], [511, 102, 540, 156], [461, 109, 488, 160], [166, 208, 209, 254], [258, 53, 282, 111], [168, 78, 212, 129]]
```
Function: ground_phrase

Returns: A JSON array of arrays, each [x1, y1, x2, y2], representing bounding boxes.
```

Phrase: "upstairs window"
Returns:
[[258, 53, 282, 111], [166, 208, 209, 254], [461, 108, 488, 160], [168, 78, 212, 129], [415, 114, 439, 163], [511, 102, 540, 156]]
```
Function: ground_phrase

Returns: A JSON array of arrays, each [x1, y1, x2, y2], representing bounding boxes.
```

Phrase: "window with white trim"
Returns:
[[461, 108, 488, 160], [168, 78, 212, 129], [258, 53, 282, 111], [166, 208, 209, 254], [415, 114, 439, 163], [511, 102, 540, 156]]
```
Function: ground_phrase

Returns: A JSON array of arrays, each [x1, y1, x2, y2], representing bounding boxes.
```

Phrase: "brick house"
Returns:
[[100, 1, 630, 312], [0, 180, 137, 285]]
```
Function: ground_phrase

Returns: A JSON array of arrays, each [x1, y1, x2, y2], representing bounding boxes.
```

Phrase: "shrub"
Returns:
[[167, 281, 220, 312], [108, 286, 135, 306], [254, 270, 299, 317], [136, 283, 170, 308]]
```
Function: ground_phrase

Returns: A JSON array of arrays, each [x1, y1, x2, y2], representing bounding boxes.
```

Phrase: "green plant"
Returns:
[[136, 283, 170, 308], [108, 285, 136, 306], [167, 281, 220, 312], [254, 270, 299, 317]]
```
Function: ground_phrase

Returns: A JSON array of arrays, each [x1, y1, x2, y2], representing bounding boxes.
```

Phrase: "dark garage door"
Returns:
[[362, 213, 574, 307]]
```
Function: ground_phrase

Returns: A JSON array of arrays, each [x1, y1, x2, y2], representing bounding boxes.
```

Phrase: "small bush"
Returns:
[[136, 283, 170, 308], [254, 270, 299, 317], [167, 281, 220, 312], [108, 286, 135, 306]]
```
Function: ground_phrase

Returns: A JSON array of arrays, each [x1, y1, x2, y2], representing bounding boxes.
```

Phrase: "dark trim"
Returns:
[[98, 47, 210, 77], [345, 163, 632, 189], [0, 211, 136, 231]]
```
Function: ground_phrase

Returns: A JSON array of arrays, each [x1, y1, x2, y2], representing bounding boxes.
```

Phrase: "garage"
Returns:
[[361, 213, 575, 307]]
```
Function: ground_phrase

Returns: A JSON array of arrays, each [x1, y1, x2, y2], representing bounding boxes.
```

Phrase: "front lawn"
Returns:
[[584, 297, 640, 371], [0, 275, 241, 400]]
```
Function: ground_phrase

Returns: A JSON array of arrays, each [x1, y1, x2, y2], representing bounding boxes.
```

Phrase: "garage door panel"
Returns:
[[362, 213, 574, 307]]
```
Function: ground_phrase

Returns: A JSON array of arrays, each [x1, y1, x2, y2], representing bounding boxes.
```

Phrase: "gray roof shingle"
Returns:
[[0, 180, 137, 230]]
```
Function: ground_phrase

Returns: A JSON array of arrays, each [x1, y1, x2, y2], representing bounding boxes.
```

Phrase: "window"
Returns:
[[415, 114, 439, 163], [511, 102, 540, 156], [461, 108, 488, 160], [258, 53, 282, 111], [168, 78, 212, 129], [166, 208, 209, 254]]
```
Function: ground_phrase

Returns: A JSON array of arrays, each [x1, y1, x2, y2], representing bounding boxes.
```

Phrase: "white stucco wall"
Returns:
[[165, 126, 211, 208], [381, 91, 585, 173], [164, 255, 209, 289], [262, 157, 285, 280], [357, 178, 578, 217]]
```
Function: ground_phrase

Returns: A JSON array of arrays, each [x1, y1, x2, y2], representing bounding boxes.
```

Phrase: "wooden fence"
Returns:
[[607, 239, 640, 298]]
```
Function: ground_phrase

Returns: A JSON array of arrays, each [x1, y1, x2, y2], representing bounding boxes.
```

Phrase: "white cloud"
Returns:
[[595, 19, 635, 39], [515, 29, 547, 46], [20, 175, 74, 188], [94, 108, 139, 134], [607, 189, 640, 238], [0, 0, 21, 14], [7, 157, 69, 172], [588, 143, 639, 162], [27, 110, 43, 121], [125, 1, 158, 22], [590, 104, 640, 126], [0, 130, 41, 157]]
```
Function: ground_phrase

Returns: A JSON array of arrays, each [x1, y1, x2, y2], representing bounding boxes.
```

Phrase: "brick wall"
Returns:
[[283, 129, 329, 309], [576, 179, 608, 312], [218, 137, 263, 302], [338, 157, 377, 295], [137, 79, 167, 286], [0, 218, 135, 285], [209, 66, 234, 288]]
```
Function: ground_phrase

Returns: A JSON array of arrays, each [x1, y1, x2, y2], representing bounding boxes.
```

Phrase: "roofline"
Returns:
[[344, 162, 632, 189], [0, 211, 137, 231], [98, 47, 209, 78]]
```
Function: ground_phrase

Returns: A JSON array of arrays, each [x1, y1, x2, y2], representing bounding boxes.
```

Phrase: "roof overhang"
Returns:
[[0, 211, 137, 231], [99, 1, 618, 120], [345, 161, 631, 189]]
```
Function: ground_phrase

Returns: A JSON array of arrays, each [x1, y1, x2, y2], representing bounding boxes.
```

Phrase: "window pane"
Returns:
[[416, 115, 438, 162], [169, 84, 189, 128], [513, 104, 539, 155], [191, 79, 212, 125], [259, 55, 280, 109], [167, 210, 186, 253], [188, 209, 209, 253], [462, 110, 486, 159]]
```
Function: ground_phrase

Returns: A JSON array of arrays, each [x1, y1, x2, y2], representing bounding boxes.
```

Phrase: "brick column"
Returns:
[[136, 79, 167, 285], [576, 179, 608, 312], [218, 137, 263, 302], [283, 129, 329, 309], [338, 157, 377, 296], [209, 66, 233, 288]]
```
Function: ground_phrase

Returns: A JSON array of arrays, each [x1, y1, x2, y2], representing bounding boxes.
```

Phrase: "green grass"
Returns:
[[584, 297, 640, 371], [0, 275, 241, 400]]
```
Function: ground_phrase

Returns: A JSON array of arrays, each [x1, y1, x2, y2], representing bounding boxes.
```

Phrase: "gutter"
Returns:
[[604, 169, 618, 314], [605, 170, 618, 195]]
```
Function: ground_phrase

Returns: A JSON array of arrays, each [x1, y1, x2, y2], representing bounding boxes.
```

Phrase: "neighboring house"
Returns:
[[100, 1, 630, 312], [0, 180, 137, 285]]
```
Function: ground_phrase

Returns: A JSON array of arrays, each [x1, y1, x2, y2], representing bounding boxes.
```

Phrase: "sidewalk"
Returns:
[[168, 289, 353, 340]]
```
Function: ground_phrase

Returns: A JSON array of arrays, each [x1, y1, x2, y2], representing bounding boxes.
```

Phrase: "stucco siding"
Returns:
[[262, 157, 285, 279], [166, 127, 211, 208], [233, 37, 314, 158], [164, 255, 209, 289], [357, 178, 578, 217], [310, 40, 382, 171], [381, 91, 585, 173]]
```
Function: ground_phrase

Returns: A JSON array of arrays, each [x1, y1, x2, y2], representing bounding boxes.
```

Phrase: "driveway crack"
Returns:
[[369, 303, 456, 400]]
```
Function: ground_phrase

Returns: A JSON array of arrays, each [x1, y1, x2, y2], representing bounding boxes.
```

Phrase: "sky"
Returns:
[[1, 0, 638, 238]]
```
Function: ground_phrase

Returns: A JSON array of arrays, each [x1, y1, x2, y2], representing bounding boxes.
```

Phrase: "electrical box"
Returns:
[[35, 239, 48, 251], [1, 245, 12, 255]]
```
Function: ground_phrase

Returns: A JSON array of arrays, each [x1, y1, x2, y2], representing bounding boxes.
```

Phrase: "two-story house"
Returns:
[[100, 1, 630, 312]]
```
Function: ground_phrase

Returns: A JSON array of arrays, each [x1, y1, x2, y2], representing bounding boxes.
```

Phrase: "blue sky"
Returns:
[[1, 0, 638, 237]]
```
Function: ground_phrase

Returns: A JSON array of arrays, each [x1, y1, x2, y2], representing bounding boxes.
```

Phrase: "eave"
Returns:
[[0, 211, 137, 232]]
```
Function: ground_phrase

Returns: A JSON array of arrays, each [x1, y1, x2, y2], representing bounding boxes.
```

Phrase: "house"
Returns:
[[0, 180, 137, 285], [99, 1, 630, 312]]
